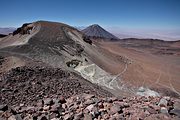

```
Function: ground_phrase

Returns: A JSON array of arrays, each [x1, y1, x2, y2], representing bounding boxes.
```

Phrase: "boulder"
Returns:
[[169, 109, 180, 117], [110, 104, 122, 115], [160, 107, 168, 114], [158, 98, 168, 107], [59, 96, 66, 104], [0, 104, 8, 111], [84, 113, 92, 120]]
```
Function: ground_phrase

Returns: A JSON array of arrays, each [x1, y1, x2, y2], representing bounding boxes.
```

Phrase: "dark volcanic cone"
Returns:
[[82, 24, 118, 40]]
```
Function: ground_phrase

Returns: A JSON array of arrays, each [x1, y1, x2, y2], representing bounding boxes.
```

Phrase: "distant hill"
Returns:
[[82, 24, 118, 40], [0, 27, 16, 35]]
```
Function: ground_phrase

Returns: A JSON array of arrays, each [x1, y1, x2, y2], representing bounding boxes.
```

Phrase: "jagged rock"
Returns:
[[83, 36, 92, 45], [43, 106, 50, 111], [84, 113, 92, 120], [38, 115, 48, 120], [53, 98, 60, 105], [13, 23, 33, 35], [6, 114, 23, 120], [8, 115, 16, 120], [84, 94, 95, 100], [85, 104, 94, 112], [173, 101, 180, 110], [62, 104, 67, 109], [74, 112, 83, 120], [64, 113, 74, 120], [110, 104, 122, 115], [59, 96, 66, 104], [37, 100, 44, 107], [84, 99, 95, 105], [123, 102, 129, 108], [169, 109, 180, 117], [163, 96, 171, 101], [160, 107, 168, 114], [0, 104, 8, 111], [102, 113, 110, 119], [147, 107, 157, 114], [15, 114, 23, 120], [98, 102, 104, 109], [23, 115, 33, 120], [43, 98, 53, 106]]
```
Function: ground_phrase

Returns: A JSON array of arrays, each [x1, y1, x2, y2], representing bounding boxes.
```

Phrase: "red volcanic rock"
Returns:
[[13, 23, 33, 35], [0, 66, 112, 106], [0, 95, 179, 120], [59, 96, 66, 104], [147, 107, 157, 114], [110, 104, 122, 115]]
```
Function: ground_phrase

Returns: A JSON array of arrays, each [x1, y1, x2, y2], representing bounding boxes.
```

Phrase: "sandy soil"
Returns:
[[96, 41, 180, 97], [0, 56, 25, 74]]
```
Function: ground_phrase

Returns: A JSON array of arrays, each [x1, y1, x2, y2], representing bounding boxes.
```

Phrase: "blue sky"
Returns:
[[1, 0, 180, 30]]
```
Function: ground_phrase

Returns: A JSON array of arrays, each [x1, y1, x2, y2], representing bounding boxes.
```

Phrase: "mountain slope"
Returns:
[[0, 21, 126, 96], [0, 21, 140, 97], [82, 24, 118, 40]]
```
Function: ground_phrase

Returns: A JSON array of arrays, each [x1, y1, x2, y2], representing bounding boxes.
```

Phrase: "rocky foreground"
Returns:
[[0, 94, 180, 120], [0, 57, 180, 120], [0, 66, 112, 105]]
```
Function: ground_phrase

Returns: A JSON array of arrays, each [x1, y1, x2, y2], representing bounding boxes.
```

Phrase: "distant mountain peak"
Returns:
[[82, 24, 118, 40], [91, 24, 100, 27]]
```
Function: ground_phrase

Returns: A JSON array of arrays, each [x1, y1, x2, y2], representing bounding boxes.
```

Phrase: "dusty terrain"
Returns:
[[94, 39, 180, 97]]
